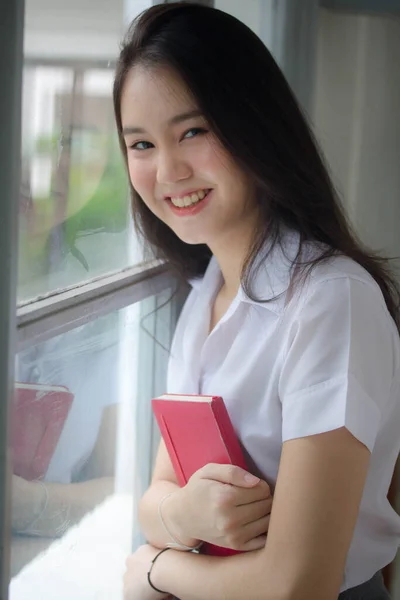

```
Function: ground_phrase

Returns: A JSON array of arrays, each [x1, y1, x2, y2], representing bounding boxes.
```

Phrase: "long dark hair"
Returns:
[[113, 2, 400, 329]]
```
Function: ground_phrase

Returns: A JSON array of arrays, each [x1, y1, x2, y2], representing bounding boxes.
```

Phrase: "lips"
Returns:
[[166, 189, 212, 217], [167, 189, 211, 208]]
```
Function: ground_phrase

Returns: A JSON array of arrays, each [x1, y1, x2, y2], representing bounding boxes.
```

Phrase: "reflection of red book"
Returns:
[[152, 393, 248, 557], [12, 383, 74, 481]]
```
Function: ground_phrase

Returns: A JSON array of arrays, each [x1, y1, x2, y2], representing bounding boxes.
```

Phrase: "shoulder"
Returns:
[[294, 253, 391, 320], [282, 252, 400, 382], [280, 253, 400, 451], [287, 254, 400, 379], [308, 253, 380, 290]]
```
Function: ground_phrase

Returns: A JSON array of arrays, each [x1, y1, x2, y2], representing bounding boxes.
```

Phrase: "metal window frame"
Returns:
[[17, 261, 180, 351], [132, 279, 189, 550], [0, 0, 25, 596], [24, 57, 117, 70]]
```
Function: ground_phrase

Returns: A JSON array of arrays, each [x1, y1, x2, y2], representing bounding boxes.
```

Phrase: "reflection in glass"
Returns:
[[18, 64, 140, 301], [9, 291, 173, 596], [11, 313, 120, 576]]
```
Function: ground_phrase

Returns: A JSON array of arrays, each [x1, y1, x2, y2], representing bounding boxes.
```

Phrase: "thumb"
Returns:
[[241, 534, 267, 552], [195, 463, 261, 487]]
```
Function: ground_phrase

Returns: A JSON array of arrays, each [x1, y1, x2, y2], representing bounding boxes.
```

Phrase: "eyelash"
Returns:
[[129, 127, 208, 151]]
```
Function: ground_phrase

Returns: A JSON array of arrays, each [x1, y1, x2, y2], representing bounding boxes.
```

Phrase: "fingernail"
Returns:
[[244, 474, 260, 483]]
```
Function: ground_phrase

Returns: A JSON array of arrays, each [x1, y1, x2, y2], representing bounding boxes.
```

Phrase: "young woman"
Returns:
[[113, 3, 400, 599]]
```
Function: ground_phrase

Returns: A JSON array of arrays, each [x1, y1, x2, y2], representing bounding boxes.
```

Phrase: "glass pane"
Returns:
[[9, 289, 173, 598], [19, 0, 146, 302]]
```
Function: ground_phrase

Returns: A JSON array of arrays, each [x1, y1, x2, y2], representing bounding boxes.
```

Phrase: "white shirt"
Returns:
[[167, 232, 400, 592]]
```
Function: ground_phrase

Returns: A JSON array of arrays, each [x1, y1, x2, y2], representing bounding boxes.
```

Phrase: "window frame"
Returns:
[[0, 1, 187, 594], [0, 0, 25, 594], [17, 261, 178, 350]]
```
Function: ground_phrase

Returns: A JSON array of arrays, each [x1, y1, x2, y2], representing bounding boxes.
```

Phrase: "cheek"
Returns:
[[127, 158, 154, 199], [197, 139, 238, 186], [211, 147, 249, 194]]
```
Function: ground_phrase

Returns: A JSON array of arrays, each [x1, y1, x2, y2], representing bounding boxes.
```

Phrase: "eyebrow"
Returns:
[[122, 109, 203, 136]]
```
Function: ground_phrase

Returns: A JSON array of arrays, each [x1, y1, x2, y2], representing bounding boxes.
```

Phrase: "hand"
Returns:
[[12, 474, 33, 497], [168, 464, 272, 552], [123, 544, 172, 600], [11, 475, 46, 533]]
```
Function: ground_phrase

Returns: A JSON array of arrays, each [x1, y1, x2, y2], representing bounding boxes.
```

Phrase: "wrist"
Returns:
[[15, 479, 48, 534], [150, 547, 174, 594], [162, 490, 200, 548]]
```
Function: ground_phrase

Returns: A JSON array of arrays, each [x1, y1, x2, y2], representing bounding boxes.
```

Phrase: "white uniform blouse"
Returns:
[[167, 233, 400, 592]]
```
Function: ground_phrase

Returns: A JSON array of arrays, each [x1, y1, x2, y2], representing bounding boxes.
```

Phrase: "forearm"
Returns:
[[13, 477, 114, 537], [153, 547, 270, 600], [139, 481, 200, 549], [10, 536, 53, 577]]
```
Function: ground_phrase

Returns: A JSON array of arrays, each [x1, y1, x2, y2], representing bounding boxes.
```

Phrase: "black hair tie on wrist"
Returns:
[[147, 547, 171, 594]]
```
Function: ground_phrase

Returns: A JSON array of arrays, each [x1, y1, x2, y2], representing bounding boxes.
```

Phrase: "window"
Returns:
[[0, 1, 185, 598], [19, 63, 138, 301], [10, 293, 175, 596]]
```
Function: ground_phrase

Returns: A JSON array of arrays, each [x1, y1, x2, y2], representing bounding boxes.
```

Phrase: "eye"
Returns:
[[183, 127, 208, 140], [129, 140, 154, 151]]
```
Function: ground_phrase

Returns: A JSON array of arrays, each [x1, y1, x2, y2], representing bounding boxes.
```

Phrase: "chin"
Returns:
[[179, 236, 207, 246], [173, 229, 210, 246]]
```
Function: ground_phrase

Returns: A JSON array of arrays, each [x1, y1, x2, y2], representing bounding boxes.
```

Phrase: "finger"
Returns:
[[232, 481, 272, 505], [240, 514, 271, 545], [234, 497, 273, 525], [195, 463, 261, 488], [222, 514, 270, 552], [240, 533, 268, 552]]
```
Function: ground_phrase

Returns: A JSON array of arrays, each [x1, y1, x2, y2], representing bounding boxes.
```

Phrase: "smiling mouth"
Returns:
[[167, 189, 211, 208]]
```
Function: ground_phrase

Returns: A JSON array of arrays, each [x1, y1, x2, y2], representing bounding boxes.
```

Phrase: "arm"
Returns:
[[129, 427, 370, 600], [12, 476, 115, 537], [139, 439, 271, 551], [138, 439, 199, 549], [12, 404, 118, 537]]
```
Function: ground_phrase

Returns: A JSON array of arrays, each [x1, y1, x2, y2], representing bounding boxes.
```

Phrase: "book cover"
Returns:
[[12, 382, 74, 481], [152, 393, 248, 557]]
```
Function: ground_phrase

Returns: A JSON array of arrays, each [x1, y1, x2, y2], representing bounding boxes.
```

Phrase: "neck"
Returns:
[[209, 216, 259, 298]]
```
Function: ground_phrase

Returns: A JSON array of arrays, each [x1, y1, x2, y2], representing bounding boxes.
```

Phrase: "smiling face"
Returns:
[[120, 65, 258, 249]]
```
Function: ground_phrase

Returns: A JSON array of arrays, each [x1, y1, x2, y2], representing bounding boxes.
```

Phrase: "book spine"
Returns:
[[153, 409, 187, 487], [199, 397, 246, 557], [211, 397, 248, 470]]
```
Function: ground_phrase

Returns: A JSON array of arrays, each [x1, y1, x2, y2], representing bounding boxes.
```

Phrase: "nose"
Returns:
[[156, 148, 192, 185]]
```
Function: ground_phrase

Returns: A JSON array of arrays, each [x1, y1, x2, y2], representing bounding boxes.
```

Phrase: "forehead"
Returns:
[[120, 65, 197, 125]]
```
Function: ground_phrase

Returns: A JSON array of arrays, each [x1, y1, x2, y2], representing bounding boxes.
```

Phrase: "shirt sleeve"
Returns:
[[279, 276, 397, 452]]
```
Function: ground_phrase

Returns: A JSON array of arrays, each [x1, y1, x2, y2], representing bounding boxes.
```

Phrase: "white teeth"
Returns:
[[170, 189, 209, 208], [173, 197, 185, 207]]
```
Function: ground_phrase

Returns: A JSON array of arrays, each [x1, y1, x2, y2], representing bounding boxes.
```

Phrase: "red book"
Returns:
[[12, 382, 74, 481], [152, 393, 248, 557]]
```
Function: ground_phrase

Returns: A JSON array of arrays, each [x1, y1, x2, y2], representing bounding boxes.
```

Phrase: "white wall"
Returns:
[[215, 0, 318, 115], [314, 8, 400, 270], [310, 11, 400, 594], [214, 0, 263, 38]]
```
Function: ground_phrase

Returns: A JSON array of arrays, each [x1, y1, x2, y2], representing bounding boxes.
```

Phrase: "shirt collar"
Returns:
[[189, 230, 303, 315]]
